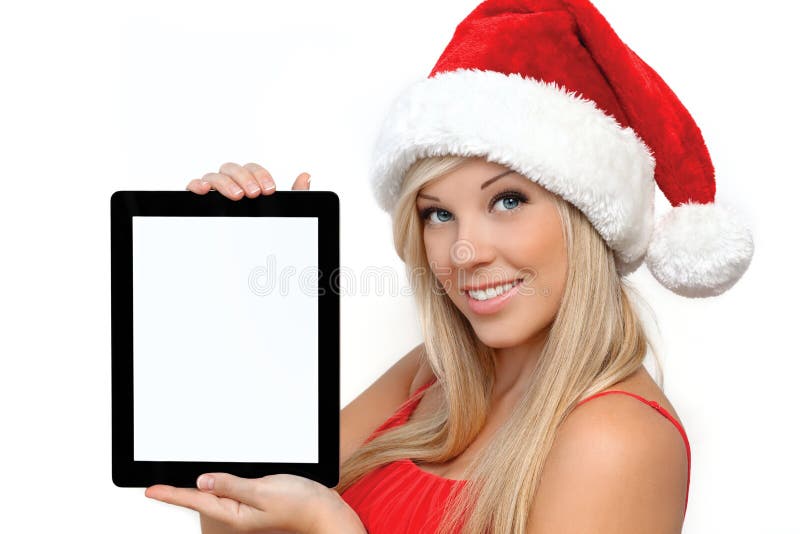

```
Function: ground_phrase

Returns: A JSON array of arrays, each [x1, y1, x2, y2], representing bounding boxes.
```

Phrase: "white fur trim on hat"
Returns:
[[369, 68, 656, 268], [644, 201, 755, 298]]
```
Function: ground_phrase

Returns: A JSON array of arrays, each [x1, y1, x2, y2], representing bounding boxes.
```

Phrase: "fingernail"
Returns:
[[198, 474, 214, 490], [261, 180, 276, 191], [247, 183, 260, 195], [230, 186, 244, 196]]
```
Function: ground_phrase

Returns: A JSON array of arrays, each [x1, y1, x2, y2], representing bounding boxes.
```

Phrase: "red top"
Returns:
[[341, 378, 691, 532]]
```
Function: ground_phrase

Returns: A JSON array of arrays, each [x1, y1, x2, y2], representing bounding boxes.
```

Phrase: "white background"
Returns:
[[0, 0, 795, 532]]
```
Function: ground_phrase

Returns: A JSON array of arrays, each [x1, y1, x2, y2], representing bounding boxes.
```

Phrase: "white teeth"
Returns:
[[468, 280, 519, 301]]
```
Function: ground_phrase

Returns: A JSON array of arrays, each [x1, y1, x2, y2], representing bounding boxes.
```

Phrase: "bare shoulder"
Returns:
[[526, 378, 688, 533], [339, 342, 425, 467]]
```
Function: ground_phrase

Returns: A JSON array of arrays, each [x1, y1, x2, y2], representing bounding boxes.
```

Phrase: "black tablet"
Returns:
[[111, 190, 339, 488]]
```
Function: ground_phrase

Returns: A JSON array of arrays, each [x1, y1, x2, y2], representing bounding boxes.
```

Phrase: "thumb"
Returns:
[[291, 172, 311, 190], [197, 473, 260, 508]]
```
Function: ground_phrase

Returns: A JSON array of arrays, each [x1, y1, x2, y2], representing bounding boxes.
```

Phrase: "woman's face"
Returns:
[[416, 158, 568, 349]]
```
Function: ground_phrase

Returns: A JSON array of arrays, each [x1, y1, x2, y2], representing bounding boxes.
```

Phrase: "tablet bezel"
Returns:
[[111, 190, 339, 488]]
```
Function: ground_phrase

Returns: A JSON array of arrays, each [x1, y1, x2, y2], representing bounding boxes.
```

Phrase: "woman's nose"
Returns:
[[450, 220, 495, 269]]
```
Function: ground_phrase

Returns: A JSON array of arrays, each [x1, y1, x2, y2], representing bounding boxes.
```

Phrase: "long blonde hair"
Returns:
[[335, 155, 664, 533]]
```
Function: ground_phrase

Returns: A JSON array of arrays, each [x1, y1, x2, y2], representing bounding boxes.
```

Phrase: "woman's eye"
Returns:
[[421, 208, 452, 225], [491, 191, 528, 213], [493, 195, 521, 212]]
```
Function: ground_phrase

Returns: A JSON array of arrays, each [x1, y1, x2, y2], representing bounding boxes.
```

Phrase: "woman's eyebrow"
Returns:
[[417, 169, 516, 201], [479, 169, 515, 189]]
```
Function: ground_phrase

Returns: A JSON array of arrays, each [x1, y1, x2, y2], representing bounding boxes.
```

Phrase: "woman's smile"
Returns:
[[464, 278, 524, 315]]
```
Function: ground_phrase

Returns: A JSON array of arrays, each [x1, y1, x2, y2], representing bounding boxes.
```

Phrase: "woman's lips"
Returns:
[[465, 280, 522, 315]]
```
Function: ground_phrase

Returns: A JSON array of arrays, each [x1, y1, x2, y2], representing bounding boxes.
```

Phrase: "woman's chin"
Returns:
[[472, 328, 528, 349], [467, 312, 548, 349]]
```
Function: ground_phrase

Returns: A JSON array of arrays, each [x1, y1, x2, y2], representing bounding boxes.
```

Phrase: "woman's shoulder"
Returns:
[[532, 367, 689, 527], [559, 366, 689, 488]]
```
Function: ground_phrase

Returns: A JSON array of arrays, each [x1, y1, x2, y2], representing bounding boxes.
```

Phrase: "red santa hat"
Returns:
[[368, 0, 754, 298]]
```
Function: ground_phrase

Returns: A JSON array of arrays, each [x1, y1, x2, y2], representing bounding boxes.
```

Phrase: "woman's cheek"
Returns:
[[425, 238, 453, 278]]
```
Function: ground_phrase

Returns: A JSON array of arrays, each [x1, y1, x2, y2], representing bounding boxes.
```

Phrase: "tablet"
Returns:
[[111, 190, 339, 488]]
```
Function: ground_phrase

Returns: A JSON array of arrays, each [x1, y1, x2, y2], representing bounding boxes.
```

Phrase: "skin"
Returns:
[[415, 157, 569, 400]]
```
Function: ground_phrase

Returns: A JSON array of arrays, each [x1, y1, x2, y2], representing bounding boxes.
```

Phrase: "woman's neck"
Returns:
[[492, 328, 549, 398]]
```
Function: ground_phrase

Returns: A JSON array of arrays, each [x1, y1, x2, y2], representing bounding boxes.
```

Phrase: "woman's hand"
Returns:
[[145, 472, 362, 534], [186, 161, 311, 199]]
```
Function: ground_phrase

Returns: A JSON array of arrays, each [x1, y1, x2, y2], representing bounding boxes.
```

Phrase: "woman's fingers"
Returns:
[[185, 163, 308, 198], [145, 483, 261, 529], [147, 474, 262, 510], [243, 162, 277, 194], [146, 473, 330, 534], [195, 171, 245, 199], [292, 172, 311, 190], [146, 485, 236, 516], [185, 178, 212, 195], [219, 162, 262, 198]]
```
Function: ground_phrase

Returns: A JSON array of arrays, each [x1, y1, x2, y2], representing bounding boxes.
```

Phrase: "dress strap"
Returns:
[[576, 390, 688, 441]]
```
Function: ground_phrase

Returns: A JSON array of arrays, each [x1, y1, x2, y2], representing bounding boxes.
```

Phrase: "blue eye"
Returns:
[[420, 208, 453, 225], [494, 195, 520, 211], [490, 189, 529, 212], [418, 189, 528, 226]]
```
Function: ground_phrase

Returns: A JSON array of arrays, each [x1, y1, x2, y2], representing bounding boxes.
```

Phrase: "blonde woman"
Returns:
[[145, 0, 754, 532]]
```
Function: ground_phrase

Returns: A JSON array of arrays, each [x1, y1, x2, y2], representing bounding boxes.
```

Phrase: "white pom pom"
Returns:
[[644, 201, 754, 298]]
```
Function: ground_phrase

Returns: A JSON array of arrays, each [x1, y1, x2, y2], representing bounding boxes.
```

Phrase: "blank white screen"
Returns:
[[132, 216, 318, 462]]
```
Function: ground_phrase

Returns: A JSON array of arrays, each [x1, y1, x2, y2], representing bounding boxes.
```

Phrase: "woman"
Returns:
[[146, 1, 754, 532]]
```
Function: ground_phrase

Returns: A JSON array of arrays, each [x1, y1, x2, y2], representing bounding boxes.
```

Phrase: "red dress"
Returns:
[[340, 377, 691, 533]]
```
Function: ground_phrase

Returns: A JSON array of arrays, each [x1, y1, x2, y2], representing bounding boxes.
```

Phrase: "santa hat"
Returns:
[[368, 0, 754, 298]]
